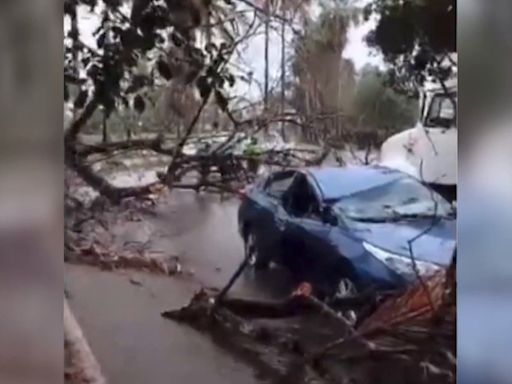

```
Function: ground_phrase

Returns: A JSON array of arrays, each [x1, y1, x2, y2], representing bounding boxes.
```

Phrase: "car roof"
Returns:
[[304, 165, 406, 202]]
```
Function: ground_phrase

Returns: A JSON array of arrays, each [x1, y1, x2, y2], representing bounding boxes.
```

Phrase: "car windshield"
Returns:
[[333, 177, 454, 222], [424, 92, 457, 128]]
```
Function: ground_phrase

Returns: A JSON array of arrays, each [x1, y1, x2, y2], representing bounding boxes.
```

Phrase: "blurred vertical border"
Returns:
[[459, 0, 512, 383], [0, 0, 63, 383]]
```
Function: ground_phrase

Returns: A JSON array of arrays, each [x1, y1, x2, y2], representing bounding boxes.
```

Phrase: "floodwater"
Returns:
[[151, 190, 295, 299], [65, 149, 379, 383], [66, 265, 264, 384], [66, 190, 296, 384]]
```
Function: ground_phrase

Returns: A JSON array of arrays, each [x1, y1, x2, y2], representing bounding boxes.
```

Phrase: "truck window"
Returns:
[[425, 92, 457, 128]]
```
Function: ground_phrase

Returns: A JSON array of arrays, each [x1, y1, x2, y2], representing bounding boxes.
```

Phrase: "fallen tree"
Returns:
[[64, 0, 260, 203], [161, 254, 456, 384]]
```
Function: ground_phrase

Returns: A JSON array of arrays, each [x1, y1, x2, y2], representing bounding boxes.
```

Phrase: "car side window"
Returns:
[[283, 174, 321, 220], [264, 171, 296, 199]]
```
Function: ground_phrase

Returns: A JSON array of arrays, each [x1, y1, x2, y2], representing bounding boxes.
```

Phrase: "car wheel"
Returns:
[[244, 230, 269, 270]]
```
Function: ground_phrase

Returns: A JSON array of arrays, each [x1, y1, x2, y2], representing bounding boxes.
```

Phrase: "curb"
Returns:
[[64, 298, 107, 384]]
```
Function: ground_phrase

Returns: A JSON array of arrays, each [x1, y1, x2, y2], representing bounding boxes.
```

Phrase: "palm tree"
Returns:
[[264, 0, 271, 111], [290, 6, 358, 142], [276, 0, 312, 140]]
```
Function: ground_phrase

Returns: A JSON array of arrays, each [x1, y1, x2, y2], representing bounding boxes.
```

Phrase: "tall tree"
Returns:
[[264, 0, 271, 110], [276, 0, 312, 140], [64, 0, 239, 201], [353, 65, 418, 134], [364, 0, 456, 94], [290, 6, 356, 142]]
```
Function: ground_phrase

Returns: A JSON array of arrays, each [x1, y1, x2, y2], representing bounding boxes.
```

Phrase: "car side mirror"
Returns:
[[321, 206, 338, 226]]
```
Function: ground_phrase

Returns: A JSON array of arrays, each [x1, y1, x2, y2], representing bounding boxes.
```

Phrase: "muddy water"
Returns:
[[66, 152, 379, 384], [66, 265, 265, 384], [150, 190, 295, 300], [66, 190, 298, 384]]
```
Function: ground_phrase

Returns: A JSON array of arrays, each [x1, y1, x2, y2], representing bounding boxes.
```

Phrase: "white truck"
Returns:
[[379, 77, 457, 202]]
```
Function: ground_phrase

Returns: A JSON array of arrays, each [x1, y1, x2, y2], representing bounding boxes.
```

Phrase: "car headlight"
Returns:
[[363, 242, 441, 279]]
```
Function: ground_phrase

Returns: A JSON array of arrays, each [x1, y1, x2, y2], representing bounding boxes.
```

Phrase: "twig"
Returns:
[[164, 95, 211, 184], [406, 159, 440, 313], [333, 344, 418, 362], [215, 254, 252, 305], [304, 325, 384, 363]]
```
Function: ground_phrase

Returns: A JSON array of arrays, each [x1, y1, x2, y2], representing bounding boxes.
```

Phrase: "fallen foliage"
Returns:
[[162, 268, 456, 384], [65, 172, 183, 276], [359, 269, 455, 332]]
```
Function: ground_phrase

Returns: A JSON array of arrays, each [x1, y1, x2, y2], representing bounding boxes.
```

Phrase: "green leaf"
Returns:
[[126, 74, 147, 94], [120, 28, 139, 50], [102, 95, 116, 118], [81, 56, 91, 68], [226, 73, 236, 87], [156, 59, 173, 80], [170, 32, 184, 48], [205, 43, 217, 54], [196, 76, 211, 100], [97, 32, 106, 49], [133, 94, 146, 114], [120, 96, 129, 108], [214, 90, 228, 111], [73, 89, 89, 109]]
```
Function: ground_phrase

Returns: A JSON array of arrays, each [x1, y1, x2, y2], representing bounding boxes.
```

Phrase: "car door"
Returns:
[[280, 174, 339, 291], [249, 170, 297, 263]]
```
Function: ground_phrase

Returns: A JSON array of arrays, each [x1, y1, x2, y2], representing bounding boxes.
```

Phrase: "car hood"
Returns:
[[350, 218, 455, 266]]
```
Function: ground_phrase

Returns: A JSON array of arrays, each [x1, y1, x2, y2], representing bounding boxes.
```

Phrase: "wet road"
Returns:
[[66, 265, 264, 384], [66, 152, 377, 383], [151, 190, 295, 300], [147, 149, 375, 299], [66, 190, 296, 384]]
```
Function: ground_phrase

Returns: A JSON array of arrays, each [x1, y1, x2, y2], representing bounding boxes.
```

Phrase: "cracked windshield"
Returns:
[[335, 176, 454, 223]]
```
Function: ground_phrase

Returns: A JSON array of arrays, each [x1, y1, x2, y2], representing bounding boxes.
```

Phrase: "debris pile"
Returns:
[[162, 266, 455, 384], [65, 172, 183, 276]]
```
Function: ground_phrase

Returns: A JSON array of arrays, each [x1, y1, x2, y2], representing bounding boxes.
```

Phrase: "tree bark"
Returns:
[[280, 18, 286, 141], [164, 94, 210, 185], [264, 0, 270, 112], [130, 0, 152, 25], [65, 95, 101, 144], [102, 110, 108, 144]]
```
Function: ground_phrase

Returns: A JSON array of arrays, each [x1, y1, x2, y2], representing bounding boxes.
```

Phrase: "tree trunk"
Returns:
[[264, 1, 270, 112], [102, 110, 108, 143], [280, 18, 286, 141], [69, 2, 80, 123]]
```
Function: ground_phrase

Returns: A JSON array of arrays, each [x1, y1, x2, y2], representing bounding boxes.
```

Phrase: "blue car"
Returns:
[[237, 166, 456, 298]]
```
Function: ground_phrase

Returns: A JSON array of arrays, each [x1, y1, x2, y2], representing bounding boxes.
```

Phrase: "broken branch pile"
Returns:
[[162, 269, 455, 384], [65, 172, 183, 275]]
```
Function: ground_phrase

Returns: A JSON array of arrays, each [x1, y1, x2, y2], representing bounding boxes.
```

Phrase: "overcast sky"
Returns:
[[69, 1, 384, 101]]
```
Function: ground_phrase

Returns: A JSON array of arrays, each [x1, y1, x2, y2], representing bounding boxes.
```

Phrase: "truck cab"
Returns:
[[379, 78, 457, 202]]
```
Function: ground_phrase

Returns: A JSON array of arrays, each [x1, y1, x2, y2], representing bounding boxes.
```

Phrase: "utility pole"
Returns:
[[264, 0, 270, 111]]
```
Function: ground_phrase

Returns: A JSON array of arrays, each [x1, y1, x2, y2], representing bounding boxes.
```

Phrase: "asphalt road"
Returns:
[[66, 190, 296, 384], [65, 150, 378, 384]]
